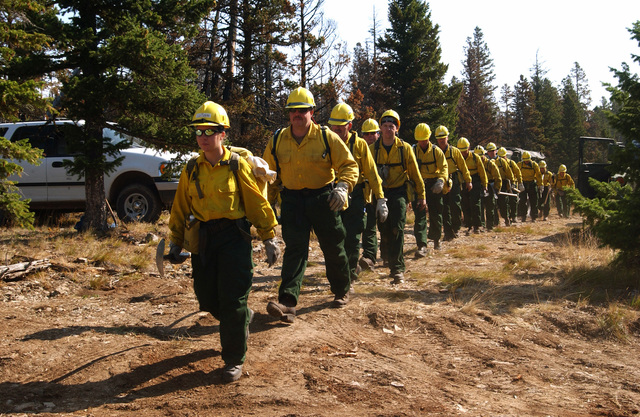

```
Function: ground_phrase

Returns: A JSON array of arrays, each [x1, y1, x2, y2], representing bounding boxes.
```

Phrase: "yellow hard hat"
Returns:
[[286, 87, 315, 109], [361, 118, 380, 133], [435, 125, 449, 139], [558, 164, 567, 173], [456, 137, 470, 150], [497, 147, 507, 157], [328, 103, 354, 126], [539, 160, 547, 168], [379, 109, 400, 128], [191, 101, 230, 128], [486, 142, 497, 151], [414, 123, 432, 141], [522, 151, 531, 161], [474, 145, 485, 155]]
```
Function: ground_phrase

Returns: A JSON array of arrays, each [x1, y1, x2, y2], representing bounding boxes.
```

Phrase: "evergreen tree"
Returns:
[[377, 0, 461, 140], [347, 42, 392, 127], [569, 21, 640, 265], [498, 84, 515, 145], [10, 1, 215, 231], [512, 75, 543, 151], [558, 76, 586, 172], [530, 58, 562, 165], [456, 26, 498, 145], [0, 0, 55, 228]]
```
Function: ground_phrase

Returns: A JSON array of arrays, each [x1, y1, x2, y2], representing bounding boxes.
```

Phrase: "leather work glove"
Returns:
[[168, 242, 183, 264], [518, 183, 525, 192], [376, 197, 389, 223], [264, 238, 280, 267], [431, 178, 444, 194], [327, 181, 349, 211]]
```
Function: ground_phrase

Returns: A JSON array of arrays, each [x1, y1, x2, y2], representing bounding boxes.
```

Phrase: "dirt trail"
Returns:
[[1, 214, 639, 416]]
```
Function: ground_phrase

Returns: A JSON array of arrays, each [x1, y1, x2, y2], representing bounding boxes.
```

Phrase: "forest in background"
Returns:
[[1, 0, 633, 228]]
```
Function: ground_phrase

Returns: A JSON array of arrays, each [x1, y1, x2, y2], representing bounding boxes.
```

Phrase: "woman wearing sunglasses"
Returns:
[[168, 101, 280, 383]]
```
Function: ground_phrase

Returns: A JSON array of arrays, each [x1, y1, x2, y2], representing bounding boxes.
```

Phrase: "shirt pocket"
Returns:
[[212, 173, 239, 209]]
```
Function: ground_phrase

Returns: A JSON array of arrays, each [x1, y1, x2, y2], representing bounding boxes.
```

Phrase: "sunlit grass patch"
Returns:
[[502, 253, 544, 272], [598, 303, 632, 342]]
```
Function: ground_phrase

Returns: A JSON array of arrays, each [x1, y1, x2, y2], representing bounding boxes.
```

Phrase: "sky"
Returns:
[[321, 0, 640, 107]]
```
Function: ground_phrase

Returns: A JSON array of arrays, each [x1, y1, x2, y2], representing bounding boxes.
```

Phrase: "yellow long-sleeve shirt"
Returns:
[[169, 148, 278, 247], [370, 137, 426, 200], [441, 145, 472, 184], [465, 152, 488, 189], [345, 132, 384, 200], [554, 172, 575, 189], [518, 160, 543, 185], [541, 171, 554, 187], [493, 156, 514, 183], [263, 123, 358, 193], [506, 158, 522, 184], [413, 141, 448, 181], [482, 156, 502, 191]]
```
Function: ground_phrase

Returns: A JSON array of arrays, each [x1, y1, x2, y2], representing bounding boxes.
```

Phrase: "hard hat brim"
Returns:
[[285, 102, 314, 109]]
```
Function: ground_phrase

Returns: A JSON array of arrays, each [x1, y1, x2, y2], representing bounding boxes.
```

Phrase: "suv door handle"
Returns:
[[52, 161, 64, 168]]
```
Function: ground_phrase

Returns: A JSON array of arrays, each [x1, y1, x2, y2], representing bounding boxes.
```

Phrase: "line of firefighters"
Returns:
[[167, 87, 575, 382]]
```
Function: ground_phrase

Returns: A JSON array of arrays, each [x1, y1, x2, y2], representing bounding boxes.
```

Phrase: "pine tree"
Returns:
[[498, 84, 515, 145], [569, 21, 640, 265], [512, 75, 543, 151], [0, 0, 56, 228], [347, 42, 393, 127], [11, 1, 215, 231], [456, 27, 498, 145], [530, 58, 562, 165], [558, 76, 586, 172], [376, 0, 461, 139]]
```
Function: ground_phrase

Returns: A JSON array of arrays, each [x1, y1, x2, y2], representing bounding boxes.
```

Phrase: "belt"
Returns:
[[282, 184, 332, 197]]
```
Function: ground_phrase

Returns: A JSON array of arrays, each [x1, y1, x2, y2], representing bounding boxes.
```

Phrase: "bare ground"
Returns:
[[1, 213, 639, 416]]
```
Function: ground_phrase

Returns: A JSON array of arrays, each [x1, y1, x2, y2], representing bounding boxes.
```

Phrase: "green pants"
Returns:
[[340, 184, 366, 281], [518, 181, 538, 220], [484, 182, 498, 229], [539, 186, 551, 217], [498, 182, 510, 223], [556, 189, 570, 217], [379, 185, 407, 275], [279, 187, 350, 306], [192, 218, 253, 366], [462, 174, 483, 229], [414, 177, 443, 247], [442, 174, 462, 237], [509, 191, 519, 221], [361, 202, 378, 262]]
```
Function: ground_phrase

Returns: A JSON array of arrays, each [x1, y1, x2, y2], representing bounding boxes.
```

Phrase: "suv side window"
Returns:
[[10, 125, 70, 157], [0, 127, 7, 137]]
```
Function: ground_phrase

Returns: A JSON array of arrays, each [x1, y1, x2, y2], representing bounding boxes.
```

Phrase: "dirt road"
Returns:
[[1, 214, 639, 416]]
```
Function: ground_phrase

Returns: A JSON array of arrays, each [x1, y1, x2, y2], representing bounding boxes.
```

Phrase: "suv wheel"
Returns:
[[116, 184, 162, 223]]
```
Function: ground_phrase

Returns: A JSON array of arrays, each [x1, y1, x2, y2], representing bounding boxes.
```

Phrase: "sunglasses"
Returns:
[[362, 132, 378, 136], [288, 108, 311, 114], [195, 127, 224, 136]]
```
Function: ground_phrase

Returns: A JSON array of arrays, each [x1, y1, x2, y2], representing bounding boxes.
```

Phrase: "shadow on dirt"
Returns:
[[0, 348, 223, 414]]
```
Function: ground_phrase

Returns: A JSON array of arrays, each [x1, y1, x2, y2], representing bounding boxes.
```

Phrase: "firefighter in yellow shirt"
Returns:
[[517, 151, 543, 222], [327, 103, 388, 283], [498, 147, 521, 224], [476, 145, 501, 230], [538, 160, 553, 220], [459, 138, 487, 234], [169, 101, 279, 383], [412, 123, 448, 257], [487, 143, 514, 226], [554, 164, 575, 218], [371, 110, 425, 284], [359, 119, 382, 271], [435, 126, 472, 241], [262, 87, 358, 322]]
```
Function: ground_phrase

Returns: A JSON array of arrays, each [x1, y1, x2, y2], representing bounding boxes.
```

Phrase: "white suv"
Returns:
[[2, 120, 181, 222]]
